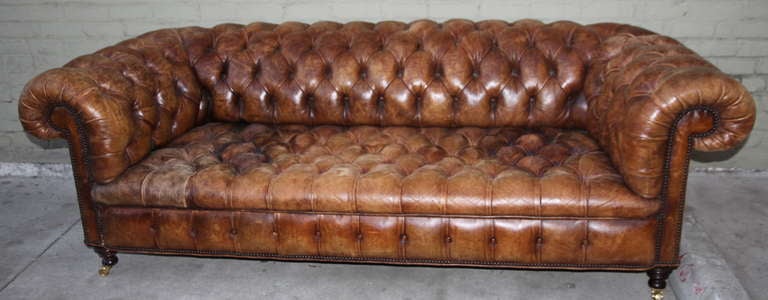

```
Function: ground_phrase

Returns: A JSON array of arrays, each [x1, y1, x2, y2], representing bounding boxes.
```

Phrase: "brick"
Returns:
[[108, 4, 152, 20], [665, 21, 716, 38], [33, 55, 69, 70], [685, 2, 742, 20], [0, 102, 21, 129], [79, 22, 125, 38], [0, 39, 29, 55], [530, 3, 581, 21], [39, 22, 87, 39], [284, 3, 332, 21], [0, 22, 42, 38], [710, 57, 757, 75], [477, 1, 530, 20], [0, 4, 62, 21], [381, 3, 428, 20], [63, 5, 111, 21], [4, 82, 28, 103], [742, 1, 768, 20], [680, 39, 739, 57], [2, 55, 35, 74], [199, 3, 283, 23], [581, 1, 635, 19], [26, 39, 63, 56], [150, 4, 200, 21], [122, 22, 167, 37], [636, 2, 688, 20], [740, 76, 766, 93], [737, 40, 768, 57], [757, 58, 768, 74], [331, 3, 383, 21], [62, 39, 118, 56], [428, 2, 480, 20], [717, 21, 768, 38], [0, 82, 12, 102]]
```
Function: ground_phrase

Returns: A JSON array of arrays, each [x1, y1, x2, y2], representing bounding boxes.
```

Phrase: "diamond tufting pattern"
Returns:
[[93, 123, 658, 218]]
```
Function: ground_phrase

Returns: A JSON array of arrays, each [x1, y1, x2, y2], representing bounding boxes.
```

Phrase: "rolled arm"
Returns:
[[585, 34, 756, 198], [19, 67, 139, 182], [18, 28, 212, 183]]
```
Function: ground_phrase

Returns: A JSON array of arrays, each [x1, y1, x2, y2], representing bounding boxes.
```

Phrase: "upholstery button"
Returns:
[[548, 68, 557, 77], [272, 231, 279, 237], [489, 237, 497, 245], [400, 234, 408, 242], [189, 230, 197, 238], [445, 236, 452, 243], [357, 233, 364, 241], [230, 229, 238, 235]]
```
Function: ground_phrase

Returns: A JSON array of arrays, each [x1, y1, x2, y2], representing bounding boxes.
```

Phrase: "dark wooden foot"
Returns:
[[647, 267, 674, 299], [94, 247, 118, 277]]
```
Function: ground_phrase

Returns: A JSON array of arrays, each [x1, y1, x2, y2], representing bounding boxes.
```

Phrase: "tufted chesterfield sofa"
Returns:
[[18, 19, 755, 298]]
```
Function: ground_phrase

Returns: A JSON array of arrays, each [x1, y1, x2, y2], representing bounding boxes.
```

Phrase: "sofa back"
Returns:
[[189, 19, 652, 128]]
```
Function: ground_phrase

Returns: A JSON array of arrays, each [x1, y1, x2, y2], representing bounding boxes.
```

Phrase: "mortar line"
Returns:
[[0, 218, 80, 294]]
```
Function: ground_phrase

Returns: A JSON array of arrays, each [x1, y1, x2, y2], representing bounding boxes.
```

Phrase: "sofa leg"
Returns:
[[647, 267, 673, 300], [94, 247, 118, 277]]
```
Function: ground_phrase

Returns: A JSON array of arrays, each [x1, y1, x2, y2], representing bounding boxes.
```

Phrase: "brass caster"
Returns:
[[98, 265, 112, 277], [651, 288, 664, 300]]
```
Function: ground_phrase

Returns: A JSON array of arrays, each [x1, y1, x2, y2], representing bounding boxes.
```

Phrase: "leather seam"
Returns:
[[98, 206, 656, 220]]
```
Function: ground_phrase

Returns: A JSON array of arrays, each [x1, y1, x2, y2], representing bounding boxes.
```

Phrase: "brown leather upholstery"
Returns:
[[585, 34, 756, 198], [19, 19, 656, 184], [101, 207, 657, 267], [93, 123, 659, 218], [17, 19, 756, 273]]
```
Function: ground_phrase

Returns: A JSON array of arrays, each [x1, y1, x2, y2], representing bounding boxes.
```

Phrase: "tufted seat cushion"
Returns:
[[92, 123, 658, 218]]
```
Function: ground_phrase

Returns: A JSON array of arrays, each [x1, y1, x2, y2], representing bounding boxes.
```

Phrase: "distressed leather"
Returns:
[[93, 123, 659, 218], [102, 207, 657, 266], [19, 19, 657, 184], [585, 34, 756, 198], [17, 19, 756, 269]]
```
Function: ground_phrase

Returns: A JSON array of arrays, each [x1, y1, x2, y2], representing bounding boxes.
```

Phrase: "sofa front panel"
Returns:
[[102, 207, 657, 267], [195, 20, 651, 128]]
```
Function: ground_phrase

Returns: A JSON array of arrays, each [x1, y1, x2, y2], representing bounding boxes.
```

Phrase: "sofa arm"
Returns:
[[584, 34, 756, 198], [18, 28, 211, 183], [19, 67, 140, 183]]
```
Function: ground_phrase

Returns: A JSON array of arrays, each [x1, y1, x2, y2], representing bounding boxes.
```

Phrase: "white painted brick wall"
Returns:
[[0, 0, 766, 168]]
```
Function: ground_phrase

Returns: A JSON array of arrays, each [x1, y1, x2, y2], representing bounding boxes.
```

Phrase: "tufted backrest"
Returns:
[[193, 19, 653, 128]]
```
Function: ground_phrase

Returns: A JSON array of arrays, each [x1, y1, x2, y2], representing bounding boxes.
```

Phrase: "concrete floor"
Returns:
[[0, 173, 765, 299]]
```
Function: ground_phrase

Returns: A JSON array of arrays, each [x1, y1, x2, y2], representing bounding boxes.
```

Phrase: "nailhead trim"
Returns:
[[654, 106, 719, 264]]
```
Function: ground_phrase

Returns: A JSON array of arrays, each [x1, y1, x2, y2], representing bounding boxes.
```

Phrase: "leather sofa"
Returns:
[[18, 19, 756, 299]]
